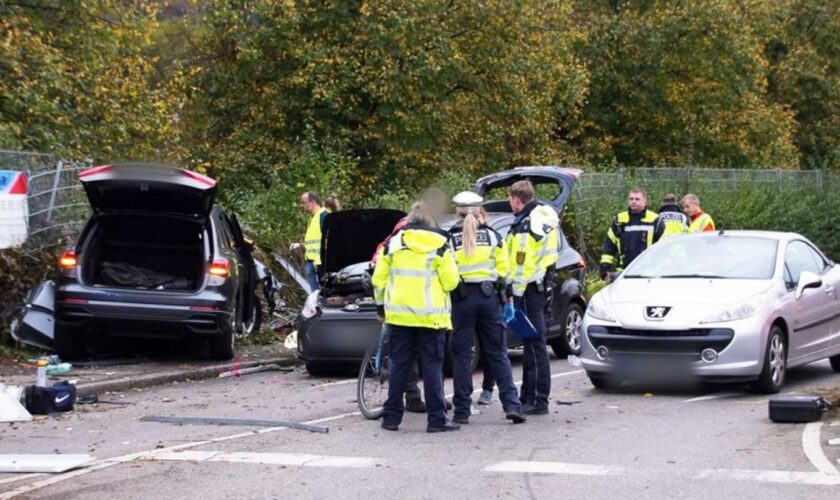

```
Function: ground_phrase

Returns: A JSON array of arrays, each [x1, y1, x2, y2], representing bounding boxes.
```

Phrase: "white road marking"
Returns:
[[828, 439, 840, 446], [682, 392, 741, 404], [696, 469, 840, 486], [485, 461, 840, 486], [830, 420, 840, 427], [0, 474, 44, 487], [484, 461, 624, 476], [801, 422, 840, 476], [147, 450, 379, 468]]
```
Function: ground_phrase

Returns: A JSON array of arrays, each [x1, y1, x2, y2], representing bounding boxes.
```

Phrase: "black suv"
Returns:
[[53, 164, 260, 360]]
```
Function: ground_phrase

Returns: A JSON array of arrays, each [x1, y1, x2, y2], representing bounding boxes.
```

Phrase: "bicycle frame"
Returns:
[[373, 323, 388, 372]]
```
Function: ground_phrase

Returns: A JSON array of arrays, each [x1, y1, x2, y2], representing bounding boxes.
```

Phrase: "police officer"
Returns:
[[656, 193, 689, 239], [372, 202, 461, 433], [506, 181, 559, 415], [293, 192, 330, 291], [448, 191, 526, 425], [600, 187, 663, 279]]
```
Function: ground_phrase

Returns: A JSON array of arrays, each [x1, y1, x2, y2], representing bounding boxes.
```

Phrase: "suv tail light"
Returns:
[[209, 258, 230, 278], [59, 250, 78, 268], [59, 249, 78, 278]]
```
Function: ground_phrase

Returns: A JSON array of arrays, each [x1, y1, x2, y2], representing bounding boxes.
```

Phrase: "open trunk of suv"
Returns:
[[81, 214, 207, 292]]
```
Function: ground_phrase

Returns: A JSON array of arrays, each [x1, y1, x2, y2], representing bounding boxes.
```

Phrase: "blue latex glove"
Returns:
[[503, 303, 516, 324]]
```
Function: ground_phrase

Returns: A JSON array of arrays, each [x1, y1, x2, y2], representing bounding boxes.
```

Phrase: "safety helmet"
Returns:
[[452, 191, 483, 207]]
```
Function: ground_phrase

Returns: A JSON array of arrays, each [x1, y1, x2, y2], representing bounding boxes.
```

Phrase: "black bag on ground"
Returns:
[[24, 381, 77, 415], [24, 385, 56, 415], [768, 395, 830, 423], [53, 381, 76, 412]]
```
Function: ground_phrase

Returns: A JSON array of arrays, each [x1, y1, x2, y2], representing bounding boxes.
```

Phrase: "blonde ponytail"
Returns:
[[458, 206, 480, 257]]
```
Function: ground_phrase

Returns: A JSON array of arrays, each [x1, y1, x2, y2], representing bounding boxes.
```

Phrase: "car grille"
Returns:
[[587, 326, 734, 359]]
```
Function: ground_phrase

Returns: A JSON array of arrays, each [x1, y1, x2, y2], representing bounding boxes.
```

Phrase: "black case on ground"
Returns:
[[768, 396, 830, 423]]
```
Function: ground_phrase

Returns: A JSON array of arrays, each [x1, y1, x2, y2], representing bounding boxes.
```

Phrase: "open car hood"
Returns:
[[474, 166, 581, 214], [79, 163, 217, 217], [321, 209, 406, 274]]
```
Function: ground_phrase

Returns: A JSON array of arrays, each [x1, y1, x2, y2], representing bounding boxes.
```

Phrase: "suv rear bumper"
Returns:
[[55, 286, 232, 338]]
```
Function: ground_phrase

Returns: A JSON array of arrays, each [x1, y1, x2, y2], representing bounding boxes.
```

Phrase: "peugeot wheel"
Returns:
[[751, 326, 786, 394]]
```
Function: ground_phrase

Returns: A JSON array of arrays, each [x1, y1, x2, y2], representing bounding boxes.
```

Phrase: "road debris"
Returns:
[[140, 415, 329, 434], [217, 363, 292, 379], [0, 384, 32, 423]]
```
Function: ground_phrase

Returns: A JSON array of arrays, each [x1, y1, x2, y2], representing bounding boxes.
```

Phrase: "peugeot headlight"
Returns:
[[700, 294, 766, 324], [586, 292, 616, 323], [301, 290, 321, 319]]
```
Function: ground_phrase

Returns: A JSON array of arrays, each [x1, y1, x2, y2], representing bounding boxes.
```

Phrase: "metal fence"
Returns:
[[569, 167, 835, 263], [0, 150, 90, 253]]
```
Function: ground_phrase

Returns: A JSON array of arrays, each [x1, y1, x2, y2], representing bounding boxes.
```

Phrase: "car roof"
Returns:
[[682, 230, 803, 242]]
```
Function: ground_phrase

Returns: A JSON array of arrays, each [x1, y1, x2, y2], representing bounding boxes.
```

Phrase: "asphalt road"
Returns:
[[2, 353, 839, 499]]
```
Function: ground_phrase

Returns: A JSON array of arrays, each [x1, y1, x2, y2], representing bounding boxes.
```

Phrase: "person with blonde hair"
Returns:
[[373, 201, 461, 432], [447, 191, 525, 425]]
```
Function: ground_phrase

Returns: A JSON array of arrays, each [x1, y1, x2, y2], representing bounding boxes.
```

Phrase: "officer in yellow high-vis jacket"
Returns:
[[295, 192, 330, 291], [505, 180, 559, 415], [448, 191, 526, 425], [372, 202, 461, 433]]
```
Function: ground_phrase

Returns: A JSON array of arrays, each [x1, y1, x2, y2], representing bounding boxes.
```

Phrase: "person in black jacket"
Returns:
[[600, 188, 664, 279]]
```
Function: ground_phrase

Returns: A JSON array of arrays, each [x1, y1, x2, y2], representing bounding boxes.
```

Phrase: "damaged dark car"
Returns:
[[298, 166, 588, 374], [42, 163, 263, 360]]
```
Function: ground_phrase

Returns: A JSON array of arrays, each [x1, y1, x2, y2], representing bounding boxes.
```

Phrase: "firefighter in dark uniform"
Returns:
[[448, 191, 526, 425], [600, 187, 664, 279]]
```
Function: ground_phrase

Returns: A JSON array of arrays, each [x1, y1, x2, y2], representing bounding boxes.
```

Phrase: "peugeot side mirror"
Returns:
[[795, 271, 822, 300]]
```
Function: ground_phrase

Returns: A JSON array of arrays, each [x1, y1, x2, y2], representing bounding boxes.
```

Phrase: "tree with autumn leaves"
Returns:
[[1, 0, 839, 245]]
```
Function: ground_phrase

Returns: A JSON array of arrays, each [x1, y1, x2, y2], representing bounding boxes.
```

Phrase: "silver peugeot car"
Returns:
[[580, 231, 840, 393]]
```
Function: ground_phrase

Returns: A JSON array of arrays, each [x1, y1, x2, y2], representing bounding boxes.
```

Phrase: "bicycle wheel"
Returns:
[[357, 347, 389, 420]]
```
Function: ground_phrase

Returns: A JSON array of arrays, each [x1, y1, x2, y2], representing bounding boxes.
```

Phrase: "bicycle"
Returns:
[[356, 324, 390, 419]]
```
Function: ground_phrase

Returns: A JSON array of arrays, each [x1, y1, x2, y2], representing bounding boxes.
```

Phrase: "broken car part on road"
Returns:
[[140, 415, 329, 434]]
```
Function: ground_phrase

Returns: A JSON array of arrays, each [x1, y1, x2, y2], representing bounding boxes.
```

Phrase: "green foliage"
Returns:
[[0, 1, 183, 160], [569, 0, 799, 169]]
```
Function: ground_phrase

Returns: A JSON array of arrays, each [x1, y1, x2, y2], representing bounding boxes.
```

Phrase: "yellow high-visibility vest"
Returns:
[[372, 226, 460, 329], [688, 212, 715, 233], [304, 207, 329, 265], [449, 224, 510, 284]]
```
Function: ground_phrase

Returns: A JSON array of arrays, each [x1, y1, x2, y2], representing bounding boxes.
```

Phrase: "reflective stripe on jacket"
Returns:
[[448, 224, 509, 283], [600, 209, 661, 270], [688, 212, 715, 233], [304, 207, 330, 265], [504, 202, 559, 297], [372, 225, 460, 329]]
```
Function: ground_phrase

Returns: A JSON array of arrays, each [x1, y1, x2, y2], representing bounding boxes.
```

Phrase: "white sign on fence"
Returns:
[[0, 170, 29, 249]]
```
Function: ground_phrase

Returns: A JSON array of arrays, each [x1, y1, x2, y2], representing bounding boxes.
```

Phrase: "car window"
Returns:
[[785, 240, 826, 287], [623, 236, 777, 279], [214, 213, 235, 250]]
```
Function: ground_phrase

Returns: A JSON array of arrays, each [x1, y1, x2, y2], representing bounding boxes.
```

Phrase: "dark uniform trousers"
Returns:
[[451, 291, 522, 419], [517, 284, 551, 409], [382, 326, 448, 428]]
